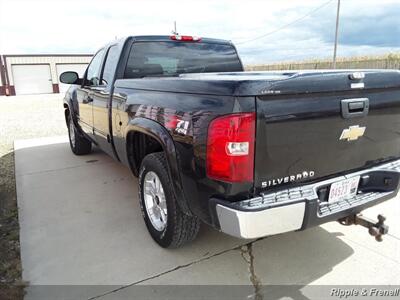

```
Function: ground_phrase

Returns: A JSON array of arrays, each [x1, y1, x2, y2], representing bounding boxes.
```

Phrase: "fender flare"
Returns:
[[63, 91, 85, 136], [63, 93, 79, 125], [125, 117, 192, 215]]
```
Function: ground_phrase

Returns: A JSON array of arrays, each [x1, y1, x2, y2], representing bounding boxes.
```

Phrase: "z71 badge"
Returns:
[[175, 119, 189, 135]]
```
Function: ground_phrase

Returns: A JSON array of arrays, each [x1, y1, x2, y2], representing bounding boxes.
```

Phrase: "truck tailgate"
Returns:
[[254, 70, 400, 190]]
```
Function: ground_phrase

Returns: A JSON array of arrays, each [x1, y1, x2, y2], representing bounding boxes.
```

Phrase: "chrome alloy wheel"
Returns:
[[143, 171, 168, 231], [69, 120, 76, 147]]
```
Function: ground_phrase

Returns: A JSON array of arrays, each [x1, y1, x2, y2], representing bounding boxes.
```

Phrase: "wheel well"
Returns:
[[127, 131, 164, 176]]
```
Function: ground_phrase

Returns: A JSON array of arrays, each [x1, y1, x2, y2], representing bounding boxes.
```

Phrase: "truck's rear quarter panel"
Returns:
[[112, 83, 256, 223]]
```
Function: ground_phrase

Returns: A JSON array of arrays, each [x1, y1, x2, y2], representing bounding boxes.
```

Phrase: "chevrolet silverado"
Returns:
[[60, 35, 400, 248]]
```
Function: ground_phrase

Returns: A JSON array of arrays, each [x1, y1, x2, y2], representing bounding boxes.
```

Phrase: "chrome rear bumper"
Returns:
[[216, 202, 305, 239], [215, 159, 400, 239]]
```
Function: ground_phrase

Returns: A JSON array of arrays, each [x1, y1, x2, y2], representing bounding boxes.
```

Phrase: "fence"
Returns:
[[245, 54, 400, 71]]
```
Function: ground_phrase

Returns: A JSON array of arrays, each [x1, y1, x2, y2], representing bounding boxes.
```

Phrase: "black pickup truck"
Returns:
[[61, 35, 400, 248]]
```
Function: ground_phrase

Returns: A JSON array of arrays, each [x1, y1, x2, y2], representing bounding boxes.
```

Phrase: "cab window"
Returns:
[[101, 45, 119, 86], [124, 42, 243, 79], [85, 49, 105, 86]]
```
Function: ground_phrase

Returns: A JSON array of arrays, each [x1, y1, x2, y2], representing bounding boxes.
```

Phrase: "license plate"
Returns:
[[328, 176, 360, 203]]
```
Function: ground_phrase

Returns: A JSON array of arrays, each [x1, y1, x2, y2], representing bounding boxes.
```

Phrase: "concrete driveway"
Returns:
[[15, 136, 400, 299]]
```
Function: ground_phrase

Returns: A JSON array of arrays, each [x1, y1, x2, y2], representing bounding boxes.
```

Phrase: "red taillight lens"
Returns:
[[206, 113, 255, 183]]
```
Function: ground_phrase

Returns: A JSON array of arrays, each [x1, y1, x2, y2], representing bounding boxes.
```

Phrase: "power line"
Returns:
[[235, 0, 335, 45]]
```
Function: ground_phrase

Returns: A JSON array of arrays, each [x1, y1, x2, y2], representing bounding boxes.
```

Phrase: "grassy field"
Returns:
[[0, 94, 66, 299], [246, 53, 400, 71]]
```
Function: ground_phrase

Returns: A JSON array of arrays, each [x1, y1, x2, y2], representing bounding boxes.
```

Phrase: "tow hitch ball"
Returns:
[[338, 214, 389, 242]]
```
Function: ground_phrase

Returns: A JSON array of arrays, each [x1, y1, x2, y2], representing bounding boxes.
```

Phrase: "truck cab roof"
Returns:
[[128, 35, 233, 45], [106, 35, 234, 49]]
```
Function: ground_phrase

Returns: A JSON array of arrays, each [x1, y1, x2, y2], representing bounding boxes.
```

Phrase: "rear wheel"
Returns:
[[67, 114, 92, 155], [139, 152, 200, 248]]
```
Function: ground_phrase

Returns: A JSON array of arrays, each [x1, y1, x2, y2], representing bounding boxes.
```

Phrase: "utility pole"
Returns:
[[332, 0, 341, 69]]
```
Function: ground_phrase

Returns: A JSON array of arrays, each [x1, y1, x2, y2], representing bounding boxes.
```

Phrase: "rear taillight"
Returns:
[[206, 113, 255, 183], [170, 35, 201, 42]]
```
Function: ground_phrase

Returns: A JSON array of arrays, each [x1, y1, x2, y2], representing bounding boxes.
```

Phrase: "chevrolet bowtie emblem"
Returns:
[[340, 125, 366, 141]]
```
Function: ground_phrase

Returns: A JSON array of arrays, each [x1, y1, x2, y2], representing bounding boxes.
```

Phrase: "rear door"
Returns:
[[76, 49, 105, 137], [254, 71, 400, 190], [92, 44, 120, 158]]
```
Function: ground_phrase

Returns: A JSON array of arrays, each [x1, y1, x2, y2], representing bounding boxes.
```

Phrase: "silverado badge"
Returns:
[[340, 125, 366, 141], [262, 170, 315, 188]]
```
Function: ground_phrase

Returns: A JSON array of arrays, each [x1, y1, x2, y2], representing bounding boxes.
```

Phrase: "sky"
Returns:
[[0, 0, 399, 65]]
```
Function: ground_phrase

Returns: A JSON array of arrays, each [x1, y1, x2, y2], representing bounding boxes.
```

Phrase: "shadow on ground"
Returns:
[[253, 227, 353, 300]]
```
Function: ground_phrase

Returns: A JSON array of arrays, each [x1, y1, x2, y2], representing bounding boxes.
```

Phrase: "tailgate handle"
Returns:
[[341, 98, 369, 119]]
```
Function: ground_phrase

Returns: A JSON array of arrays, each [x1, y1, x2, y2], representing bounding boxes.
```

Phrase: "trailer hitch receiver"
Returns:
[[338, 214, 389, 242]]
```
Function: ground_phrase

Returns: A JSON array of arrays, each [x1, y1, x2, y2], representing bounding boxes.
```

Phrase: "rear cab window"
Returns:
[[124, 41, 243, 79]]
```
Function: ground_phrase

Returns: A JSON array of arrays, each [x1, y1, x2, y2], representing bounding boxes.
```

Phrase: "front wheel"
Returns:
[[67, 114, 92, 155], [139, 152, 200, 248]]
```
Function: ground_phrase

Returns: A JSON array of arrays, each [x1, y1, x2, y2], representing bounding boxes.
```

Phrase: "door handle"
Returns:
[[348, 102, 365, 111], [83, 96, 93, 104], [341, 98, 369, 119]]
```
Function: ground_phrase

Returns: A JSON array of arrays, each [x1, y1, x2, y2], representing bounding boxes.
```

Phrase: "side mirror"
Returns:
[[60, 71, 80, 84]]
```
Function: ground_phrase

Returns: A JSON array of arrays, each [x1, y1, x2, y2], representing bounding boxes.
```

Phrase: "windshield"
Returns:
[[124, 41, 243, 78]]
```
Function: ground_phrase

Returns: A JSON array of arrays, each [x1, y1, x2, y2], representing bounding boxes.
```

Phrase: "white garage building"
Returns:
[[0, 54, 92, 96]]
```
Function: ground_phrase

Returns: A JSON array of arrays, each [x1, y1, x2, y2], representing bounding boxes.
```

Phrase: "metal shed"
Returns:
[[0, 54, 92, 96]]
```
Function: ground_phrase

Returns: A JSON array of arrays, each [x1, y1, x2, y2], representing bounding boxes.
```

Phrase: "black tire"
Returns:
[[67, 113, 92, 155], [139, 152, 200, 248]]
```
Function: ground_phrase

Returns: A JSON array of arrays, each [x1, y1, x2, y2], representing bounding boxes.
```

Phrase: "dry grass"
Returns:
[[246, 53, 400, 71]]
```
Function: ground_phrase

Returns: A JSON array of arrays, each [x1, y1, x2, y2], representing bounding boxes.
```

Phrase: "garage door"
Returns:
[[12, 64, 53, 95], [56, 64, 88, 94]]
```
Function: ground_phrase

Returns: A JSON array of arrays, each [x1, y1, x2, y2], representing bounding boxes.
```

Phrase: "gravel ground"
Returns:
[[0, 94, 67, 299]]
